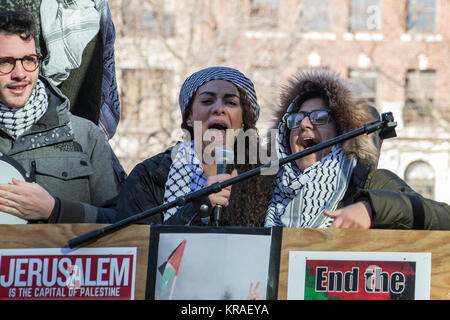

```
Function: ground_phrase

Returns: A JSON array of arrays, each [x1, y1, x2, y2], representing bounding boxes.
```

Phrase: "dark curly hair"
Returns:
[[0, 10, 38, 43], [179, 83, 271, 226]]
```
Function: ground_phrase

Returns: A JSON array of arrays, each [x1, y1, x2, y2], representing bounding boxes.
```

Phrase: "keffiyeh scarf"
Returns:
[[40, 0, 102, 85], [0, 79, 48, 140], [265, 107, 357, 228], [40, 0, 121, 140], [163, 141, 207, 222]]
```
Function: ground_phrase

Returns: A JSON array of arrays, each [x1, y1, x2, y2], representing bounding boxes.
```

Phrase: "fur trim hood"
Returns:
[[273, 69, 380, 166]]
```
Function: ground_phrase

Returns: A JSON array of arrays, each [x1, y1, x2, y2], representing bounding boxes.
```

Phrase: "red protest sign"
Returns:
[[288, 251, 431, 300], [305, 259, 416, 300], [0, 248, 136, 300]]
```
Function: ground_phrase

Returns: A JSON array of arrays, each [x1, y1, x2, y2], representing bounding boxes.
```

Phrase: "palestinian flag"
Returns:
[[158, 240, 187, 293]]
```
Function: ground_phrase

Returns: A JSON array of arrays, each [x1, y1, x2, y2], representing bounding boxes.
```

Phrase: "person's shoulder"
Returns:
[[367, 167, 411, 191], [140, 147, 173, 171], [370, 167, 402, 181], [130, 147, 173, 177], [68, 114, 108, 139], [125, 147, 173, 190], [69, 114, 99, 129]]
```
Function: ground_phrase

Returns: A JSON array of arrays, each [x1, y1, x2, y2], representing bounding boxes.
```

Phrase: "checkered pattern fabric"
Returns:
[[0, 79, 48, 139], [178, 66, 260, 120], [264, 101, 356, 228], [162, 141, 207, 222]]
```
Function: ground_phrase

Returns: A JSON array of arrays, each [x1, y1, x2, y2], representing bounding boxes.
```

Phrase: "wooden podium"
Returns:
[[278, 228, 450, 300], [1, 225, 449, 300], [0, 224, 150, 300]]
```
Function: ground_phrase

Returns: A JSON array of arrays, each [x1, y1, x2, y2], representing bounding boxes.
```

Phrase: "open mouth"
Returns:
[[207, 121, 229, 142], [301, 137, 318, 148], [208, 122, 228, 131]]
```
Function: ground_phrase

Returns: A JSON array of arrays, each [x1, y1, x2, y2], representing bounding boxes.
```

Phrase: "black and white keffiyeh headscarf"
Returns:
[[264, 104, 357, 228], [178, 66, 260, 120], [163, 141, 207, 222], [0, 79, 48, 140]]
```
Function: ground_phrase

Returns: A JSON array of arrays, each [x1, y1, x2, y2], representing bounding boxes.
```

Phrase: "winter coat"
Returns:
[[269, 69, 450, 230], [0, 77, 120, 223], [339, 160, 450, 229], [115, 145, 273, 227]]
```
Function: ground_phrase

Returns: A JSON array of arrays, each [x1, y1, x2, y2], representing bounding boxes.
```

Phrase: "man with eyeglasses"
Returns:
[[265, 69, 450, 230], [0, 11, 120, 223]]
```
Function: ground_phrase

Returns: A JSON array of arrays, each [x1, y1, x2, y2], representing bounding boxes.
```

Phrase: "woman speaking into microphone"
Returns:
[[115, 66, 272, 227]]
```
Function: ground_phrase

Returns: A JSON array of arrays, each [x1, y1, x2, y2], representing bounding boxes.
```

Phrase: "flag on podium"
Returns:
[[159, 239, 187, 296]]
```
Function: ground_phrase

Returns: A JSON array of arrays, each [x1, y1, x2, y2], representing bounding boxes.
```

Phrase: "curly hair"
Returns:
[[0, 10, 38, 43], [180, 84, 271, 226]]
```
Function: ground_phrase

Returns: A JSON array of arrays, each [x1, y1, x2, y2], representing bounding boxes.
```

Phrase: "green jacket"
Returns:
[[266, 69, 449, 230], [341, 161, 450, 230], [0, 77, 119, 223]]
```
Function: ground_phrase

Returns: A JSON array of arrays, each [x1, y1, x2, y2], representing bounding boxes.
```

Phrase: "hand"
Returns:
[[0, 178, 55, 221], [324, 201, 373, 229], [248, 281, 261, 300], [206, 169, 238, 207]]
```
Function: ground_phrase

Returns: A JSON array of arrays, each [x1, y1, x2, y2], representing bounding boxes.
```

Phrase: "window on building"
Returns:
[[121, 6, 174, 38], [250, 66, 280, 111], [349, 0, 380, 32], [297, 0, 330, 32], [141, 11, 174, 37], [403, 70, 436, 125], [349, 69, 378, 104], [407, 0, 436, 33], [249, 0, 280, 29], [405, 161, 435, 200], [120, 68, 173, 122]]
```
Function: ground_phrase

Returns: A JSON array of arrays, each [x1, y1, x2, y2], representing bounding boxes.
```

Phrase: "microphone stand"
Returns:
[[68, 112, 397, 248]]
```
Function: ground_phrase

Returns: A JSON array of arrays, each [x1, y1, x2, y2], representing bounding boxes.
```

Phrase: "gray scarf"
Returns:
[[0, 79, 48, 140]]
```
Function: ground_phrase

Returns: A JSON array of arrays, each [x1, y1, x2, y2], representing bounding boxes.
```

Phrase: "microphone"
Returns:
[[213, 146, 234, 226], [68, 112, 397, 248]]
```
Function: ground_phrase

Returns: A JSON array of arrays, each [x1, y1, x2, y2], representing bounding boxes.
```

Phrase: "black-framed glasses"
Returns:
[[286, 109, 333, 129], [0, 54, 43, 75]]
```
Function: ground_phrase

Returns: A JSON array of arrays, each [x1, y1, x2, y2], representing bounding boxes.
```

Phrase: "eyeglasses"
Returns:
[[286, 109, 333, 129], [0, 54, 43, 75]]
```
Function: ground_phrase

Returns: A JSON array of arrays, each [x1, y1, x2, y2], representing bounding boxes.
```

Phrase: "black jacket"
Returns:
[[116, 148, 213, 225], [115, 146, 274, 226]]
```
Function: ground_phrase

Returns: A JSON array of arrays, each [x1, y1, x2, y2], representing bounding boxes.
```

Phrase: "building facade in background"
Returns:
[[108, 0, 450, 204]]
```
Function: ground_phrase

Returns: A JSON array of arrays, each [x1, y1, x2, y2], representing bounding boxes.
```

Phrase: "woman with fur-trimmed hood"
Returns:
[[265, 69, 450, 230]]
